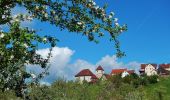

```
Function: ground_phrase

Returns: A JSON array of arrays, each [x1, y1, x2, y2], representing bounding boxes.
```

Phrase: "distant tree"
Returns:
[[0, 0, 127, 98]]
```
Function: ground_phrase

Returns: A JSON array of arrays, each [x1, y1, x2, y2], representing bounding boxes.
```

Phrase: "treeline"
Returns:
[[1, 74, 170, 100]]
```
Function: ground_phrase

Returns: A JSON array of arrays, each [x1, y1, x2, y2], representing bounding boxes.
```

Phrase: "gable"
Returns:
[[145, 64, 156, 70]]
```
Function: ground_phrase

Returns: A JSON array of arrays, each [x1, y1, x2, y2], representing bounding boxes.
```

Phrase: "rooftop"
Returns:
[[75, 69, 94, 77]]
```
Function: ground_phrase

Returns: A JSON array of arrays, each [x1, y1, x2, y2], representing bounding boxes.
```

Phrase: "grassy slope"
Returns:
[[143, 77, 170, 100]]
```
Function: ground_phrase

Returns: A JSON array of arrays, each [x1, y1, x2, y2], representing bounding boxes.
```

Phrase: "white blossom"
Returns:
[[6, 88, 9, 91], [115, 23, 119, 26], [23, 43, 28, 48], [92, 1, 96, 5], [44, 13, 48, 18], [19, 72, 22, 76], [108, 15, 113, 19], [0, 33, 5, 38], [95, 6, 99, 10], [103, 17, 107, 22], [51, 10, 56, 15], [26, 16, 33, 21], [82, 25, 85, 28], [31, 74, 36, 79], [101, 8, 105, 12], [42, 11, 45, 14], [54, 16, 59, 21], [110, 12, 115, 16], [89, 0, 93, 2], [43, 37, 47, 42], [13, 15, 18, 18], [102, 13, 105, 17], [35, 5, 39, 10], [88, 3, 92, 8], [10, 55, 14, 59], [5, 5, 10, 9], [114, 18, 118, 22], [77, 22, 82, 25], [2, 15, 5, 19], [31, 29, 34, 32], [42, 5, 47, 9], [120, 30, 123, 33], [25, 60, 29, 64], [14, 18, 20, 22]]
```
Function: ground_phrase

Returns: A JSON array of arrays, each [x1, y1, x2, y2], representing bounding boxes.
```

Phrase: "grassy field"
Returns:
[[142, 77, 170, 100]]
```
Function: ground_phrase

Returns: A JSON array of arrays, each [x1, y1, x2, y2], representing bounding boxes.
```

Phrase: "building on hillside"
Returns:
[[95, 65, 110, 80], [75, 65, 110, 83], [111, 68, 127, 75], [110, 69, 135, 78], [139, 64, 157, 76], [127, 70, 135, 74], [121, 70, 135, 78], [158, 64, 170, 76], [75, 69, 97, 83], [90, 74, 98, 83], [96, 65, 104, 79]]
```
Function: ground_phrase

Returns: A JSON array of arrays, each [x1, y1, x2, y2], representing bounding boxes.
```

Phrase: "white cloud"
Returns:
[[68, 59, 95, 78], [96, 55, 124, 72], [96, 55, 141, 73], [27, 47, 74, 83], [27, 47, 141, 83]]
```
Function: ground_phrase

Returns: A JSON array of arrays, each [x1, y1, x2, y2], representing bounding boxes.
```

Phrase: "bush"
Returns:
[[147, 75, 158, 84], [0, 91, 21, 100]]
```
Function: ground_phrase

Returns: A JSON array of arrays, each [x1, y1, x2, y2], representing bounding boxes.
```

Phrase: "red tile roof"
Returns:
[[75, 69, 94, 77], [91, 74, 98, 79], [159, 64, 170, 69], [141, 64, 157, 69], [96, 65, 104, 71], [127, 70, 135, 74], [104, 74, 110, 79], [110, 69, 127, 75]]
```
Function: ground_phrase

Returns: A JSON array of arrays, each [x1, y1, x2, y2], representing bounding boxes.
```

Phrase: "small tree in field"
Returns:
[[0, 0, 127, 98]]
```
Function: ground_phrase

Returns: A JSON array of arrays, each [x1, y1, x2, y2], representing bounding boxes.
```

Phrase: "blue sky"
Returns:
[[9, 0, 170, 82], [33, 0, 170, 64]]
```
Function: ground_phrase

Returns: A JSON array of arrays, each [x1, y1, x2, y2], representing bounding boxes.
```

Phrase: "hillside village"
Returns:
[[75, 64, 170, 83]]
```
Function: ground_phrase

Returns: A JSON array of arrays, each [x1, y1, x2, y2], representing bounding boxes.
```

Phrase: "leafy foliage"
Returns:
[[1, 74, 170, 100], [26, 75, 169, 100], [0, 0, 127, 98]]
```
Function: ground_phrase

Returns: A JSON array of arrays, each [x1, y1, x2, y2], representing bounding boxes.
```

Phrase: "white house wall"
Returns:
[[165, 68, 170, 71], [145, 64, 157, 76], [77, 76, 92, 83], [121, 71, 129, 78], [96, 70, 104, 79]]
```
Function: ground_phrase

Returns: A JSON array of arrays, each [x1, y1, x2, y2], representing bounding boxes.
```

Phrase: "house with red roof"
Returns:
[[75, 69, 96, 83], [96, 65, 110, 80], [111, 68, 127, 75], [96, 65, 104, 79], [75, 65, 136, 83], [110, 68, 135, 78], [127, 70, 135, 74], [75, 65, 110, 83], [139, 64, 157, 76], [158, 64, 170, 76]]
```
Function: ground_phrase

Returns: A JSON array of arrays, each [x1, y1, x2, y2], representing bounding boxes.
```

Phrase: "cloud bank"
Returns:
[[27, 47, 141, 84]]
